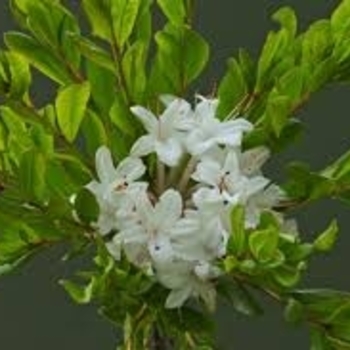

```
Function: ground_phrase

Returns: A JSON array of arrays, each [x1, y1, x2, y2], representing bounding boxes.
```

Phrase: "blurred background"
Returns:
[[0, 1, 349, 349]]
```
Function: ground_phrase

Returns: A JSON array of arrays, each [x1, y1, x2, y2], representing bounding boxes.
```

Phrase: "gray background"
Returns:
[[0, 1, 349, 349]]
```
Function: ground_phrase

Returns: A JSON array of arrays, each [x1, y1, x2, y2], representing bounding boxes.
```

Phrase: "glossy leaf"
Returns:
[[5, 32, 72, 85], [157, 0, 186, 24], [229, 205, 246, 257], [217, 57, 248, 118], [249, 227, 279, 263], [74, 188, 99, 224], [150, 24, 209, 94], [55, 81, 91, 142], [111, 0, 141, 48], [313, 220, 339, 253]]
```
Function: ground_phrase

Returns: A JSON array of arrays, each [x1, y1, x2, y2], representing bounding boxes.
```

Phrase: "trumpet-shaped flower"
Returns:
[[86, 146, 146, 235], [130, 99, 191, 166], [182, 97, 253, 156]]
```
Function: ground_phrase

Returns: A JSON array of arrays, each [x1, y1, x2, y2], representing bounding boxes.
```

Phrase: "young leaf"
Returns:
[[60, 278, 95, 304], [55, 81, 91, 142], [301, 20, 333, 64], [313, 220, 339, 253], [229, 205, 246, 257], [264, 94, 292, 136], [248, 227, 279, 263], [217, 57, 248, 118], [284, 298, 304, 324], [157, 0, 186, 24]]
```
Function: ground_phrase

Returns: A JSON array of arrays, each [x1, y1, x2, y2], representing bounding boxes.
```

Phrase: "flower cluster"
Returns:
[[87, 96, 286, 310]]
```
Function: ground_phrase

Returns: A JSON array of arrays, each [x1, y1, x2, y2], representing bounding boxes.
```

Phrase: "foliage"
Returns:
[[0, 0, 350, 349]]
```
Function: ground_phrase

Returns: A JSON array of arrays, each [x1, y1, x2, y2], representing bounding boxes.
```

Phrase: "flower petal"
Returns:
[[155, 138, 183, 166], [194, 96, 218, 122], [155, 189, 182, 230], [192, 159, 221, 186], [95, 146, 117, 183], [130, 106, 157, 133], [240, 147, 270, 175], [115, 157, 146, 183], [130, 135, 155, 158], [165, 286, 192, 309]]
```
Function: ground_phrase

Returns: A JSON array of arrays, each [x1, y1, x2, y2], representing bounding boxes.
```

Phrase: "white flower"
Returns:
[[240, 146, 270, 176], [86, 146, 146, 235], [86, 94, 296, 312], [192, 149, 269, 206], [130, 98, 191, 166], [245, 184, 286, 228], [182, 97, 253, 156], [170, 208, 228, 261], [154, 259, 218, 310], [113, 189, 183, 267]]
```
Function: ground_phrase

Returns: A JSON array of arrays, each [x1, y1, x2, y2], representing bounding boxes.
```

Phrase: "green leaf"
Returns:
[[5, 32, 71, 85], [284, 162, 335, 201], [109, 94, 138, 137], [150, 24, 209, 94], [122, 40, 147, 102], [30, 124, 54, 156], [56, 81, 91, 142], [314, 220, 339, 253], [310, 58, 336, 92], [86, 60, 116, 115], [60, 278, 95, 304], [157, 0, 186, 24], [111, 0, 141, 48], [5, 51, 31, 99], [301, 20, 333, 64], [229, 205, 246, 256], [82, 0, 112, 41], [71, 35, 115, 72], [284, 298, 304, 324], [331, 0, 350, 33], [19, 149, 47, 202], [248, 227, 279, 263], [217, 57, 248, 118], [322, 149, 350, 183], [223, 255, 239, 273], [272, 7, 297, 40], [264, 94, 292, 136], [292, 289, 350, 323], [81, 109, 108, 156], [218, 278, 263, 316], [256, 15, 293, 91], [272, 265, 300, 288], [276, 66, 304, 102], [74, 188, 99, 224], [311, 329, 333, 350]]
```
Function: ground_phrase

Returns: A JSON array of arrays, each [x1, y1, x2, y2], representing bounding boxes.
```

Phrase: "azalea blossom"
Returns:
[[86, 95, 291, 310], [86, 146, 146, 235], [181, 97, 253, 156], [192, 149, 270, 207], [130, 98, 191, 166], [110, 189, 183, 268]]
